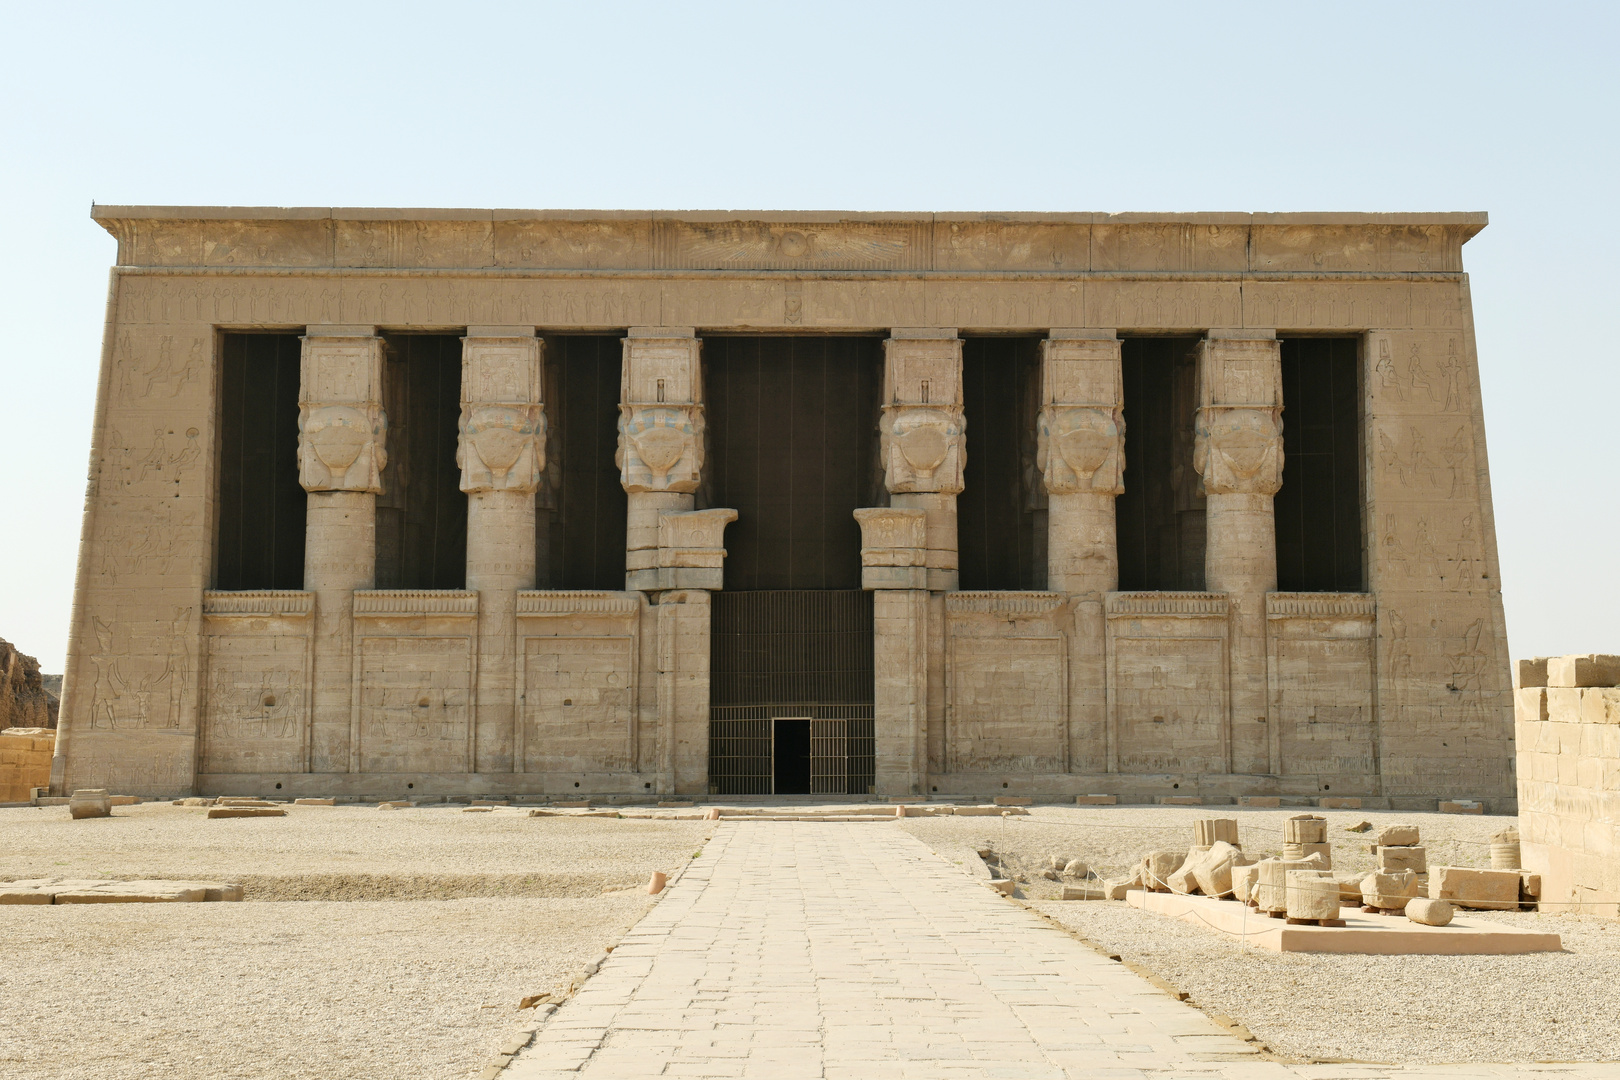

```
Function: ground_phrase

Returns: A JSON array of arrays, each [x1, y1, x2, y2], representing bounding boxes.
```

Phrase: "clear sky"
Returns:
[[1, 1, 1615, 672]]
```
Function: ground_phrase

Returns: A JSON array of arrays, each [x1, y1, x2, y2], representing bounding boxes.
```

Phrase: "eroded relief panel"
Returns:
[[516, 592, 642, 775], [1265, 594, 1376, 779], [1106, 593, 1229, 775], [945, 594, 1068, 774], [356, 636, 474, 774]]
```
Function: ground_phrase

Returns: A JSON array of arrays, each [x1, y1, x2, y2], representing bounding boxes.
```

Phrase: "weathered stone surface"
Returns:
[[1282, 841, 1332, 867], [1165, 847, 1203, 894], [1062, 858, 1088, 877], [1378, 845, 1427, 874], [1190, 841, 1247, 899], [1285, 870, 1341, 920], [1194, 818, 1240, 848], [1546, 654, 1620, 689], [0, 727, 54, 802], [1430, 865, 1521, 910], [1406, 897, 1455, 926], [1283, 814, 1327, 844], [207, 806, 287, 818], [1103, 870, 1142, 900], [68, 789, 110, 819], [0, 638, 54, 730], [57, 208, 1514, 804], [1231, 863, 1261, 904], [1140, 850, 1185, 892], [1376, 824, 1420, 847], [1253, 853, 1327, 914], [1361, 869, 1421, 910], [1061, 884, 1106, 900]]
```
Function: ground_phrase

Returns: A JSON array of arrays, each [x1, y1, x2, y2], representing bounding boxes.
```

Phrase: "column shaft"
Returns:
[[1196, 331, 1284, 775], [297, 328, 386, 772], [459, 328, 544, 775], [1039, 331, 1123, 774]]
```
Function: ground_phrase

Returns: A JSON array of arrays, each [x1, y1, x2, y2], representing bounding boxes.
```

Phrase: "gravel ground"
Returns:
[[0, 803, 712, 899], [901, 805, 1619, 1065], [0, 806, 713, 1080]]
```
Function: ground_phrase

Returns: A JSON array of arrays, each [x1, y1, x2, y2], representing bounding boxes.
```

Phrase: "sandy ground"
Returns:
[[0, 804, 712, 1080], [901, 805, 1620, 1065]]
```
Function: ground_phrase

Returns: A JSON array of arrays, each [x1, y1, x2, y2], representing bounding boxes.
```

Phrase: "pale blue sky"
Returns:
[[2, 1, 1615, 671]]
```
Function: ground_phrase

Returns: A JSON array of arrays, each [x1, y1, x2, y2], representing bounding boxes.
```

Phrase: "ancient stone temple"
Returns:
[[53, 208, 1514, 807]]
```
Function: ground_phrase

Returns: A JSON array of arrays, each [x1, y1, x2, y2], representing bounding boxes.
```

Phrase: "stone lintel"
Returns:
[[1047, 328, 1118, 340], [464, 325, 537, 339], [303, 324, 378, 338]]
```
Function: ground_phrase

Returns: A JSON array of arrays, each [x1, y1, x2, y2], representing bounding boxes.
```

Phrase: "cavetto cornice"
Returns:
[[90, 206, 1487, 276]]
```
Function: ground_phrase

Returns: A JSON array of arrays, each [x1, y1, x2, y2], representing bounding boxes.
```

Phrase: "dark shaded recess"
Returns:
[[959, 337, 1045, 591], [215, 333, 306, 590], [1116, 337, 1206, 591], [538, 335, 627, 590], [1276, 337, 1364, 591], [773, 717, 811, 795], [702, 336, 883, 591], [376, 335, 466, 589], [710, 590, 875, 707]]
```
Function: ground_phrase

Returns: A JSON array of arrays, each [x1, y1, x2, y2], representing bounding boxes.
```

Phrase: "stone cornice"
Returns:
[[91, 206, 1487, 274]]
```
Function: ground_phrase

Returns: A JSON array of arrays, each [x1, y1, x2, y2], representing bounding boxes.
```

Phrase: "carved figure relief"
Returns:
[[86, 607, 192, 731], [1037, 406, 1123, 494], [298, 404, 387, 492], [881, 405, 965, 494], [1193, 407, 1283, 495], [617, 406, 705, 493]]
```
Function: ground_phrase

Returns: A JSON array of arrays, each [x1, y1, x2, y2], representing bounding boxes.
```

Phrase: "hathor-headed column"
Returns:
[[619, 328, 705, 591], [1196, 330, 1283, 775], [1038, 330, 1123, 773], [298, 326, 386, 772], [460, 327, 545, 774], [881, 330, 964, 593]]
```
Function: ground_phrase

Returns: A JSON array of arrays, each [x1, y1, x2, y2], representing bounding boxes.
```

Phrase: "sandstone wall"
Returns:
[[0, 727, 55, 801], [1516, 655, 1620, 915]]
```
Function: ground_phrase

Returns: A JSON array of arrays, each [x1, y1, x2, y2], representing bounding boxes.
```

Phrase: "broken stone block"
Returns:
[[293, 797, 336, 806], [1141, 849, 1185, 891], [54, 882, 209, 903], [703, 808, 720, 820], [646, 871, 667, 895], [177, 797, 212, 806], [1283, 814, 1327, 844], [1376, 824, 1420, 847], [1546, 653, 1620, 688], [1285, 870, 1341, 920], [1074, 795, 1117, 805], [378, 801, 411, 810], [68, 789, 111, 820], [987, 878, 1015, 895], [1061, 884, 1106, 900], [1430, 866, 1521, 910], [1491, 838, 1522, 871], [1345, 820, 1372, 833], [1231, 863, 1261, 904], [993, 796, 1032, 806], [0, 887, 53, 905], [1438, 800, 1483, 815], [1193, 818, 1240, 848], [1520, 871, 1542, 899], [1062, 858, 1088, 877], [463, 806, 494, 813], [1253, 853, 1327, 914], [1377, 845, 1427, 874], [1282, 841, 1332, 868], [216, 798, 276, 807], [1516, 657, 1550, 688], [1165, 847, 1204, 894], [1191, 841, 1246, 898], [1360, 869, 1421, 911], [1333, 874, 1366, 902], [207, 806, 287, 818], [1103, 871, 1142, 900], [1406, 897, 1455, 926], [1140, 849, 1185, 891]]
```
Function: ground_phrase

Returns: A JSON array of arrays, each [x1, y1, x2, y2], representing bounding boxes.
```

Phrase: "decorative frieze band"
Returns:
[[202, 590, 315, 617], [353, 590, 479, 617], [945, 592, 1067, 616], [1266, 592, 1376, 619], [516, 591, 642, 617], [1106, 591, 1229, 617]]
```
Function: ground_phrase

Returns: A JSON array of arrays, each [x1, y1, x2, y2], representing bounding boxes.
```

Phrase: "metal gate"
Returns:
[[709, 590, 875, 795]]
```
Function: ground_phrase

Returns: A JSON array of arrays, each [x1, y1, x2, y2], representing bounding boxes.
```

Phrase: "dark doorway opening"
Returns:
[[773, 717, 811, 795], [703, 336, 881, 795], [1276, 338, 1363, 591], [1116, 337, 1205, 591], [538, 335, 628, 590], [960, 337, 1046, 591], [376, 334, 466, 589], [215, 333, 305, 590]]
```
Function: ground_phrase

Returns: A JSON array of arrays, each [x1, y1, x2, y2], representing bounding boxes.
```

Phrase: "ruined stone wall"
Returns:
[[53, 209, 1513, 802], [0, 728, 54, 801], [1516, 655, 1620, 915]]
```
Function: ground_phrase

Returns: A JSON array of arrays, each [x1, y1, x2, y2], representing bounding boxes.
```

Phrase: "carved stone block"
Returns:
[[626, 508, 736, 592], [298, 332, 387, 494], [854, 507, 927, 590], [459, 332, 544, 494]]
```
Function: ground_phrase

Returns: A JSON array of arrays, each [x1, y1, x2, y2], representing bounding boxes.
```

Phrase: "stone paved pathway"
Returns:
[[507, 822, 1620, 1080]]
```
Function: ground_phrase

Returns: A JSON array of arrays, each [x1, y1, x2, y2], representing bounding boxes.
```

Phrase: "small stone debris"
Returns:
[[1406, 897, 1455, 926], [646, 871, 668, 895], [518, 993, 553, 1010], [68, 789, 111, 819], [378, 801, 411, 810], [1344, 820, 1373, 833]]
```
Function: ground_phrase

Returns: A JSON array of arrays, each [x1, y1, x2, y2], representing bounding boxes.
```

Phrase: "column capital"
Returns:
[[1195, 334, 1283, 497], [626, 508, 735, 592], [1039, 334, 1123, 496], [459, 334, 545, 494], [619, 331, 705, 494], [854, 507, 927, 590], [298, 332, 386, 494], [881, 332, 963, 494]]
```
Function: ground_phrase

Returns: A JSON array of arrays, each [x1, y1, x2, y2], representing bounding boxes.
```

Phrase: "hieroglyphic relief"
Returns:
[[85, 607, 194, 731]]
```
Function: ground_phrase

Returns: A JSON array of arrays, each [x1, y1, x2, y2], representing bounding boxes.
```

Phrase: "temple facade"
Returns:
[[53, 208, 1515, 807]]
